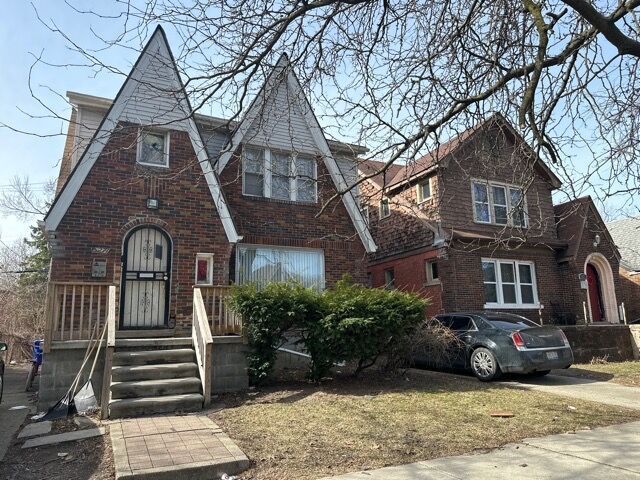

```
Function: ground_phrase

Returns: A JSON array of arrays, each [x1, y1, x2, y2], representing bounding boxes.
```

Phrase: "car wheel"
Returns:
[[529, 370, 551, 377], [470, 347, 501, 381]]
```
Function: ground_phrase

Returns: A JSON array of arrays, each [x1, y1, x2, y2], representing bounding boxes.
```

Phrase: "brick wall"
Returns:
[[219, 148, 368, 286], [438, 130, 558, 244], [50, 123, 232, 335], [438, 242, 562, 324], [368, 247, 443, 317], [620, 268, 640, 322]]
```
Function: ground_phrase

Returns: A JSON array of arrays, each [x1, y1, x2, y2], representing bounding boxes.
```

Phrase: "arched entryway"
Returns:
[[584, 253, 618, 323], [120, 225, 172, 329]]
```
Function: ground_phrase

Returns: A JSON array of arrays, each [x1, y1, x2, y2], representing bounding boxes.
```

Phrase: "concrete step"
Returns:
[[113, 348, 196, 366], [110, 377, 202, 399], [109, 393, 204, 418], [114, 337, 192, 348], [111, 362, 198, 382]]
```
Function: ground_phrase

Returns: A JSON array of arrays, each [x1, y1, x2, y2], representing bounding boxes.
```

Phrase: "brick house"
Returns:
[[361, 114, 623, 326], [607, 218, 640, 322], [39, 27, 374, 415]]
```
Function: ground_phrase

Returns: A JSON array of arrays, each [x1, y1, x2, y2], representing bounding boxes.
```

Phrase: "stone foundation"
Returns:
[[560, 325, 635, 363]]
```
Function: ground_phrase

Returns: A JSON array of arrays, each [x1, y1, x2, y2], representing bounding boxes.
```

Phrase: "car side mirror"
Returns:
[[0, 343, 7, 352]]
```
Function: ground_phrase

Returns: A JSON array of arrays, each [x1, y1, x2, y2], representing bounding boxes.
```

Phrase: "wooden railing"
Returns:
[[44, 282, 114, 350], [100, 286, 116, 419], [192, 288, 213, 406], [199, 286, 243, 335]]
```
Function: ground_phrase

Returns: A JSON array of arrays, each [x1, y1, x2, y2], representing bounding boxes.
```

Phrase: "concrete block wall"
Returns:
[[629, 325, 640, 360], [560, 325, 635, 363], [39, 343, 105, 411], [211, 337, 249, 392]]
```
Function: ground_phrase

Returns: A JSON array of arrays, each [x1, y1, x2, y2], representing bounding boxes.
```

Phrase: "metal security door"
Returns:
[[121, 226, 171, 329]]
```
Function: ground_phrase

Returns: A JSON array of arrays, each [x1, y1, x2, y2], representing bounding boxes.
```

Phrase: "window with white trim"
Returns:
[[361, 205, 370, 225], [242, 146, 317, 202], [380, 197, 391, 218], [137, 130, 169, 167], [416, 177, 433, 203], [236, 244, 325, 290], [195, 253, 214, 286], [472, 181, 527, 227], [425, 260, 440, 285], [482, 259, 538, 308]]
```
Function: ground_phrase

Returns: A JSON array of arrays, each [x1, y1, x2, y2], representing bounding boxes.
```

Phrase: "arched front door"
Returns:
[[120, 226, 172, 329], [586, 263, 604, 322]]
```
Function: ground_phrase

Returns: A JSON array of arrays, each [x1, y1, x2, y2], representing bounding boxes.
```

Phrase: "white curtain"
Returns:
[[236, 245, 325, 290]]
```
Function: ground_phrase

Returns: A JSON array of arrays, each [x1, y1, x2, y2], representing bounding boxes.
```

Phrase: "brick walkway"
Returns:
[[109, 415, 248, 479]]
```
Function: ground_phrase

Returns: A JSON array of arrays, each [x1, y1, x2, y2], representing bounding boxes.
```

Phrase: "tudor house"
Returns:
[[361, 114, 624, 326], [39, 27, 374, 416]]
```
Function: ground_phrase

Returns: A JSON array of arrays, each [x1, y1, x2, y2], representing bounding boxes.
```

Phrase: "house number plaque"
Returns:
[[91, 259, 107, 278]]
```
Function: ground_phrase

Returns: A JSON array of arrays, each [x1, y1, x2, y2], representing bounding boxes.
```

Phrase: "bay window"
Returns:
[[482, 259, 539, 308], [243, 146, 317, 202], [472, 180, 527, 227], [236, 245, 325, 290]]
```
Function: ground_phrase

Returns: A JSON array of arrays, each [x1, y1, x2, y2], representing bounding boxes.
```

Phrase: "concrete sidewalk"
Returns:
[[324, 421, 640, 479], [0, 365, 33, 461], [507, 373, 640, 410]]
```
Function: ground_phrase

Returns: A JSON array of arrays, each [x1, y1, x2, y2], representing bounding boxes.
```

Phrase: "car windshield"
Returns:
[[485, 315, 539, 330]]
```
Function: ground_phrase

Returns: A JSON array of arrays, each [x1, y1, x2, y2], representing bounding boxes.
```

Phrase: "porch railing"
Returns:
[[192, 288, 213, 406], [199, 286, 243, 335], [44, 282, 114, 351]]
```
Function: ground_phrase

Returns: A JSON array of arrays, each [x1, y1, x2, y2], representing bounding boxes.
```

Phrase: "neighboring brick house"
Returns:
[[43, 26, 374, 337], [361, 114, 623, 325], [607, 218, 640, 322]]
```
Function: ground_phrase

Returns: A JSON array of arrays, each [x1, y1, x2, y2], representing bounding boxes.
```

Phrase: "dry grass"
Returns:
[[209, 370, 640, 480], [557, 360, 640, 387]]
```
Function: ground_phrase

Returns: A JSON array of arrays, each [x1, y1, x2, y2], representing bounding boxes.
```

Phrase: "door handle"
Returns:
[[163, 276, 168, 281]]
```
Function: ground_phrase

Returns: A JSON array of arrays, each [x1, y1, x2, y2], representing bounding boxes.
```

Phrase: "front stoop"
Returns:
[[109, 415, 249, 480]]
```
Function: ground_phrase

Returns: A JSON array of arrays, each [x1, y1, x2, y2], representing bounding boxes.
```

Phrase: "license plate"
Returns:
[[546, 351, 559, 360]]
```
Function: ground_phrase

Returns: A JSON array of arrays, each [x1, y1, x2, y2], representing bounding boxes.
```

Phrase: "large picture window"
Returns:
[[236, 245, 325, 290], [482, 259, 539, 308], [472, 180, 527, 227], [242, 146, 317, 202]]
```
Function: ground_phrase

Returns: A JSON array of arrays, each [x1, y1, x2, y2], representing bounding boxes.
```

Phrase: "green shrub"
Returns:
[[229, 283, 324, 383], [321, 278, 427, 378], [229, 277, 428, 383]]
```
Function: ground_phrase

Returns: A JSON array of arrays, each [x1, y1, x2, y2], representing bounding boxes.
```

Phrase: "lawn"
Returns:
[[209, 369, 640, 480], [555, 360, 640, 387]]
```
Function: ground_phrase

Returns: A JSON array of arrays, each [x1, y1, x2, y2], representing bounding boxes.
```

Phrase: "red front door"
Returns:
[[586, 264, 604, 322]]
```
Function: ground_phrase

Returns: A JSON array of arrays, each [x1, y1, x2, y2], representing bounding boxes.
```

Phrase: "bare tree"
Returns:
[[6, 1, 640, 220]]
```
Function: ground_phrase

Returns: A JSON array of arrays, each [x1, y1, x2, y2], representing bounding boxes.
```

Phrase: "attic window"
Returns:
[[380, 197, 391, 218], [417, 177, 433, 203], [137, 130, 169, 167]]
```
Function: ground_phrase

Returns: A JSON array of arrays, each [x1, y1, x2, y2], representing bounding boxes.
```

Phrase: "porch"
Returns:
[[40, 282, 247, 417]]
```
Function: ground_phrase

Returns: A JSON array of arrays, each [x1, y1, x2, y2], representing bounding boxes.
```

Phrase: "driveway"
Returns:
[[324, 421, 640, 479], [0, 364, 33, 461], [506, 372, 640, 410]]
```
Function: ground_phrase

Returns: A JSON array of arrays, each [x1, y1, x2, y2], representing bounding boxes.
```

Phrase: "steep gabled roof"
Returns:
[[607, 217, 640, 271], [44, 26, 241, 243], [214, 54, 376, 253], [554, 196, 619, 263], [364, 114, 563, 192]]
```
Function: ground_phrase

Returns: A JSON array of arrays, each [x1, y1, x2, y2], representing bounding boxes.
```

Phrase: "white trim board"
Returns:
[[44, 26, 241, 243], [215, 54, 377, 253]]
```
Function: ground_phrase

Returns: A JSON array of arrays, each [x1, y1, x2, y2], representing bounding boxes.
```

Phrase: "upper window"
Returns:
[[416, 177, 433, 203], [236, 244, 325, 290], [472, 181, 527, 227], [137, 130, 169, 167], [425, 260, 440, 285], [242, 147, 317, 202], [482, 259, 538, 308], [195, 253, 214, 286], [380, 197, 391, 218]]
